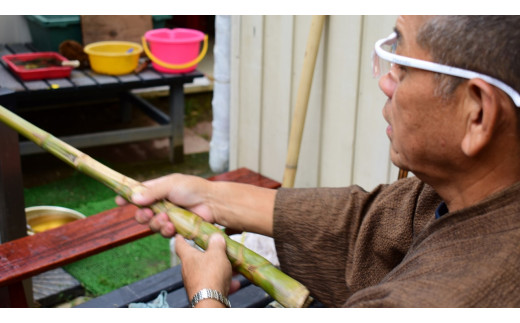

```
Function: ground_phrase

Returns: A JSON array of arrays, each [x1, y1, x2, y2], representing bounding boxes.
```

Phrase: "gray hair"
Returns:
[[417, 15, 520, 104]]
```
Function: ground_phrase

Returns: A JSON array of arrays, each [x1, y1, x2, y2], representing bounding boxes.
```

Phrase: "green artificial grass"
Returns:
[[24, 171, 171, 296], [23, 152, 215, 297]]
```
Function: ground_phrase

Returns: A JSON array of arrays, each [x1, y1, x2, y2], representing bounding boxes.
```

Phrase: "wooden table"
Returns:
[[0, 43, 203, 160]]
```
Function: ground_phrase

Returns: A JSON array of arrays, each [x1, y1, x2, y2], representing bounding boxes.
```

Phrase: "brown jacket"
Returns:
[[273, 177, 520, 307]]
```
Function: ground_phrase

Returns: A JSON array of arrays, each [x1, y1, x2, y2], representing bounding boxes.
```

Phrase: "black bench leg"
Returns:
[[168, 83, 185, 163]]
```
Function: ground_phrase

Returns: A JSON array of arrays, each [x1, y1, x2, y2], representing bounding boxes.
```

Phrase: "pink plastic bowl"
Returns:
[[144, 28, 205, 73]]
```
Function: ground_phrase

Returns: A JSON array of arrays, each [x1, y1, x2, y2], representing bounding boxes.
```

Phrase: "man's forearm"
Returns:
[[209, 181, 276, 236]]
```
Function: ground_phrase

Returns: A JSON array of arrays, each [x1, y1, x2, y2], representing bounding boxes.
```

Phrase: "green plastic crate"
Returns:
[[25, 15, 172, 52], [152, 15, 172, 28], [24, 15, 82, 52]]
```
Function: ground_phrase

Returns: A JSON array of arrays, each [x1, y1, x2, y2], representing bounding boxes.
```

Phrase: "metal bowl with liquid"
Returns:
[[25, 206, 86, 235]]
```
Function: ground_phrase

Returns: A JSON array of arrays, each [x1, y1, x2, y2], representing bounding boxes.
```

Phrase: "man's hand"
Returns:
[[176, 233, 239, 307], [115, 173, 216, 238]]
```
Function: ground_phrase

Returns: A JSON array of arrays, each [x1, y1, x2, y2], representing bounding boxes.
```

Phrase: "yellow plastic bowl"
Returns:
[[84, 41, 143, 75]]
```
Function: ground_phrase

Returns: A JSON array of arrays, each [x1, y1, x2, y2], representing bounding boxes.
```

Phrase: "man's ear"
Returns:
[[460, 78, 500, 157]]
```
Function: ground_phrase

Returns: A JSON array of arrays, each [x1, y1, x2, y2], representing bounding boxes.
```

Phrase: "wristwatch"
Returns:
[[191, 288, 231, 308]]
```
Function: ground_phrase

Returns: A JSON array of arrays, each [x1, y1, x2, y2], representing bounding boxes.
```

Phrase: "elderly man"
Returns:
[[117, 15, 520, 307]]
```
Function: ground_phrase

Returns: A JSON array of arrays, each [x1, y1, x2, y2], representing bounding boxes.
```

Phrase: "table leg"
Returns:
[[119, 92, 133, 124], [0, 97, 26, 244], [168, 83, 185, 163], [0, 91, 32, 307]]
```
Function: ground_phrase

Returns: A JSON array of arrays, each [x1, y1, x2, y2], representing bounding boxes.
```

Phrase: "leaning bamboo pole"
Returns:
[[0, 105, 312, 308], [398, 169, 409, 180], [282, 15, 326, 188]]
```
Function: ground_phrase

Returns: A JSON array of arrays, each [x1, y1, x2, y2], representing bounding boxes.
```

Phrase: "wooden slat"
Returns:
[[0, 204, 151, 286], [85, 70, 119, 85], [0, 66, 25, 92], [136, 68, 163, 81], [20, 79, 49, 91], [19, 125, 173, 155], [44, 77, 74, 90], [117, 73, 141, 83], [68, 70, 96, 87], [0, 168, 280, 288], [5, 43, 32, 54], [209, 167, 281, 189]]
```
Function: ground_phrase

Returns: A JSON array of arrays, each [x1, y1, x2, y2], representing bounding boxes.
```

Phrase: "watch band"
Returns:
[[191, 288, 231, 308]]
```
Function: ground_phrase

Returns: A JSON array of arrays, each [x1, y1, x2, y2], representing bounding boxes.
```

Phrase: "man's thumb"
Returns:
[[207, 234, 226, 253]]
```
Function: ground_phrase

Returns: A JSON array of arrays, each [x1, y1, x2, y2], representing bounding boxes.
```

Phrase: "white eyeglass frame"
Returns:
[[373, 32, 520, 107]]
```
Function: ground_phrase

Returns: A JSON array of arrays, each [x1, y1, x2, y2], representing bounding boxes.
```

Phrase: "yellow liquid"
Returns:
[[27, 214, 78, 233]]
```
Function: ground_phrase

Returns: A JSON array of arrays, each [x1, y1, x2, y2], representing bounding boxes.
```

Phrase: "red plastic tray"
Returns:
[[2, 52, 72, 81]]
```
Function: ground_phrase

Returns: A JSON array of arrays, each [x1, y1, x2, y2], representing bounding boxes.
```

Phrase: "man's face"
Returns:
[[378, 15, 465, 179]]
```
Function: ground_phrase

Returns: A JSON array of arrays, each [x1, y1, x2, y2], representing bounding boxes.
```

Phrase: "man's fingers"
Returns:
[[229, 279, 241, 294], [134, 208, 154, 224], [149, 212, 170, 232], [115, 195, 128, 206]]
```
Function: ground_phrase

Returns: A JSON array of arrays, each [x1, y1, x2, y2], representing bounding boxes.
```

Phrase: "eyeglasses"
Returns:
[[372, 32, 520, 107]]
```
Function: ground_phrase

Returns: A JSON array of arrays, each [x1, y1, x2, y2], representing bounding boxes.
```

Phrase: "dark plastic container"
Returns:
[[25, 15, 172, 52], [24, 15, 82, 52]]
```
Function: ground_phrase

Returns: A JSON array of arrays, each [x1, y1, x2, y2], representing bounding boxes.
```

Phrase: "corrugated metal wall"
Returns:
[[229, 15, 399, 190]]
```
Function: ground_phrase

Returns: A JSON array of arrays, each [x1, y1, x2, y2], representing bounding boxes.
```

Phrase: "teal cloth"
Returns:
[[128, 290, 169, 308]]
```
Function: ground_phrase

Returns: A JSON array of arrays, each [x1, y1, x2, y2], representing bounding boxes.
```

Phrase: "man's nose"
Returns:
[[378, 72, 397, 98]]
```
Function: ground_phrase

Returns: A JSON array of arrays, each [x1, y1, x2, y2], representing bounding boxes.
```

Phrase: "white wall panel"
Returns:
[[353, 15, 399, 190], [319, 15, 362, 187], [230, 15, 401, 189], [259, 16, 294, 183]]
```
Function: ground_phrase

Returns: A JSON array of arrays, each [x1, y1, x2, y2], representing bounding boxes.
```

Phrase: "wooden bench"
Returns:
[[0, 168, 281, 307]]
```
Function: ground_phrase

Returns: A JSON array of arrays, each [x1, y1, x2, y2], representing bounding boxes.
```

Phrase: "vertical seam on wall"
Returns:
[[230, 15, 242, 169], [350, 15, 365, 186], [286, 15, 297, 179], [258, 15, 265, 173]]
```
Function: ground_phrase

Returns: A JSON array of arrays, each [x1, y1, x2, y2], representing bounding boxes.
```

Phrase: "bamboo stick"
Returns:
[[0, 105, 312, 308], [398, 168, 409, 180], [282, 15, 326, 188]]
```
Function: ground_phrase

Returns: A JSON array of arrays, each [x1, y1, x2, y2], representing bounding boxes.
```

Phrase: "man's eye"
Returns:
[[396, 64, 407, 72]]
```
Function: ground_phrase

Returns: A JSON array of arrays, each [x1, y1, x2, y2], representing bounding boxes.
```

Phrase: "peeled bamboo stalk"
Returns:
[[0, 105, 312, 308], [282, 15, 326, 188]]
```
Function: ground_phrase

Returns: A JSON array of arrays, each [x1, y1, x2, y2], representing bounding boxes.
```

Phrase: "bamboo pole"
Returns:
[[0, 105, 312, 308], [282, 15, 326, 188]]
